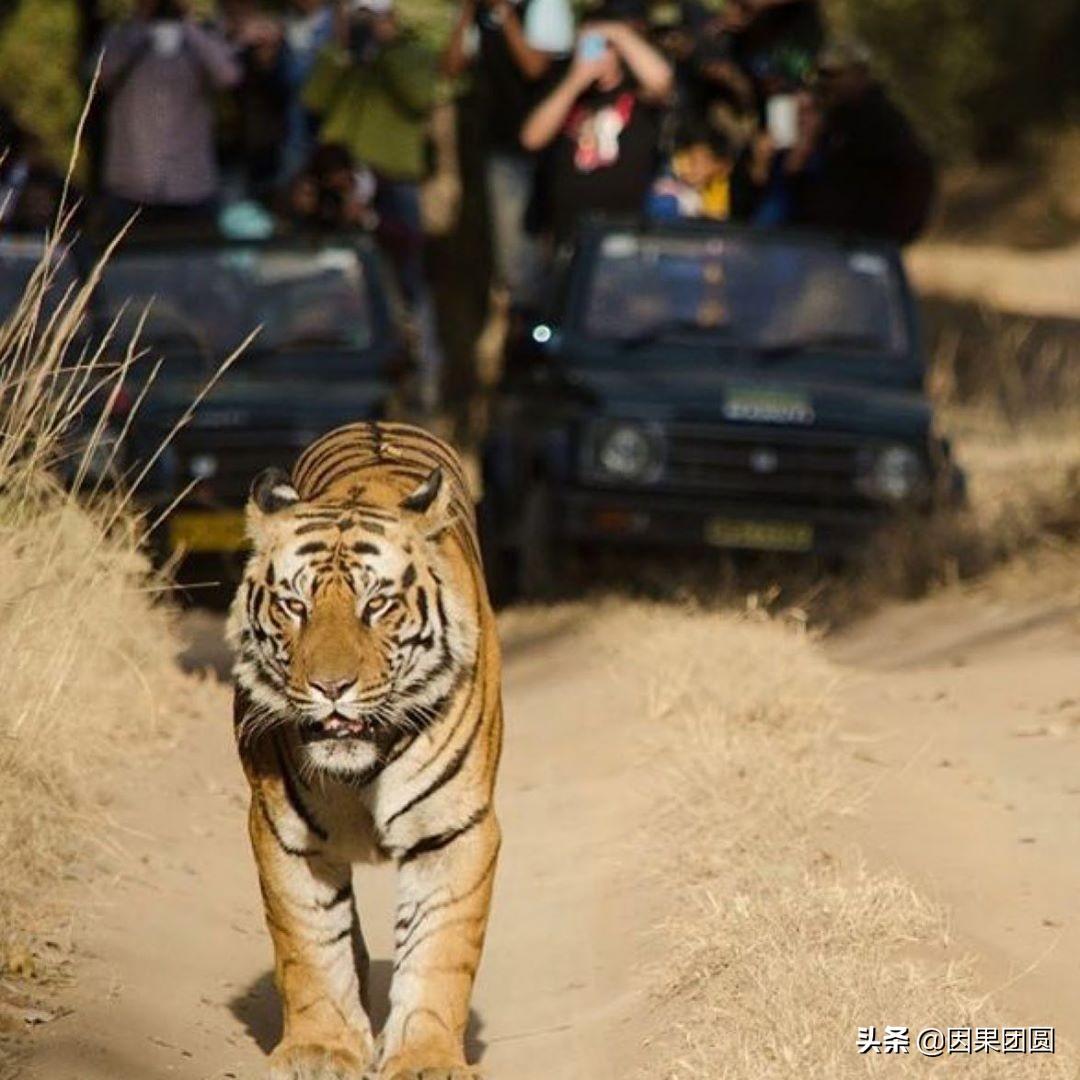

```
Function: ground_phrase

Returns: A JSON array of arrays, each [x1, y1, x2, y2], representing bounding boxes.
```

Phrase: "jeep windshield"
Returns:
[[97, 245, 375, 374], [0, 236, 81, 327], [579, 232, 909, 360]]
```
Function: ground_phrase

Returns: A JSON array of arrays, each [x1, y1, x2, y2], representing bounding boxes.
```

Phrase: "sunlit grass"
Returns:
[[558, 601, 1078, 1078]]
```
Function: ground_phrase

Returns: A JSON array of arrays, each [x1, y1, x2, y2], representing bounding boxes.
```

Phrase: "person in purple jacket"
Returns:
[[97, 0, 240, 225]]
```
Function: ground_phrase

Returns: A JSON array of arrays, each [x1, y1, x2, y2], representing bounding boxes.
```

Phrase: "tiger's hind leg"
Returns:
[[378, 812, 500, 1080], [249, 791, 375, 1079]]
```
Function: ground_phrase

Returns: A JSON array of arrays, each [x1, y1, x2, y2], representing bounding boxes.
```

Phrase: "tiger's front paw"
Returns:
[[379, 1050, 478, 1080], [269, 1041, 371, 1080], [382, 1069, 478, 1080]]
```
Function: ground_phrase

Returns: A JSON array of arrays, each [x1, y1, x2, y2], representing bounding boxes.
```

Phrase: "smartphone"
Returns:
[[578, 32, 607, 61], [766, 94, 799, 150]]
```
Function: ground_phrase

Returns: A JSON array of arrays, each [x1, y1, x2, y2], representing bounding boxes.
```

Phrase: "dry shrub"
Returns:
[[0, 486, 196, 963], [819, 305, 1080, 616], [0, 212, 220, 1015], [596, 602, 1074, 1078], [852, 407, 1080, 603], [787, 322, 1080, 623], [923, 299, 1080, 415], [561, 308, 1080, 627], [815, 452, 1080, 623], [925, 129, 1080, 248]]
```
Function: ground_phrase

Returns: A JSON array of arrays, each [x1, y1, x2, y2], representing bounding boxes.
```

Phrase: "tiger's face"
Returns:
[[227, 466, 477, 775]]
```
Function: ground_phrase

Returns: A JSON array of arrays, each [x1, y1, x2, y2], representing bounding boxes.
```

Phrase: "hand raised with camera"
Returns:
[[578, 20, 673, 102], [568, 31, 613, 90]]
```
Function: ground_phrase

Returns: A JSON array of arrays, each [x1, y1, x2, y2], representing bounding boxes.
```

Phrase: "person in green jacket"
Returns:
[[305, 0, 444, 411]]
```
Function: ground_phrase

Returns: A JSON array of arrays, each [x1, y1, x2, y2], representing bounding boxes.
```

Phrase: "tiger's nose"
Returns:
[[309, 676, 357, 702]]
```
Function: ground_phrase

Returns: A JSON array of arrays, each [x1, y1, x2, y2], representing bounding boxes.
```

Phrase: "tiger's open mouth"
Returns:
[[299, 712, 375, 743]]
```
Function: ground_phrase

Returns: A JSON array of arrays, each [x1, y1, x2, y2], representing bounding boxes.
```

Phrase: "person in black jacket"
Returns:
[[521, 18, 673, 244], [790, 38, 936, 244], [220, 0, 293, 200], [443, 0, 575, 308]]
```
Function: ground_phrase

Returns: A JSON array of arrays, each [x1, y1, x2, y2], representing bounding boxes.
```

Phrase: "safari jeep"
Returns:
[[97, 233, 406, 579], [481, 220, 965, 598]]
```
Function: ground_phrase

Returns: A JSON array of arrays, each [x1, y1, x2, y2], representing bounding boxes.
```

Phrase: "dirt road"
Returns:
[[21, 608, 658, 1080], [829, 571, 1080, 1048], [20, 570, 1080, 1076]]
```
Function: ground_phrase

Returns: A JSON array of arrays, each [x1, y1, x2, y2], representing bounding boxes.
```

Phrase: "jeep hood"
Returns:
[[135, 373, 389, 432], [562, 366, 931, 441]]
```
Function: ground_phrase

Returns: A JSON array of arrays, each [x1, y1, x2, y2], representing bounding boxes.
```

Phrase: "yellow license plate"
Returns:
[[704, 518, 814, 553], [169, 510, 248, 554]]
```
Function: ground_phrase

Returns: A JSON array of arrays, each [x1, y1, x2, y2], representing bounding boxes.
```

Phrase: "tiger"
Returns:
[[226, 421, 503, 1080]]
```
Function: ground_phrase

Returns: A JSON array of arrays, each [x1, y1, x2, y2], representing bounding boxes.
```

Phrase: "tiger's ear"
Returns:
[[247, 467, 301, 547], [251, 467, 300, 513], [400, 467, 452, 538]]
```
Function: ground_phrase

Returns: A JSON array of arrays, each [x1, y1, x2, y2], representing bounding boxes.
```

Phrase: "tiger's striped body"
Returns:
[[227, 422, 502, 1080]]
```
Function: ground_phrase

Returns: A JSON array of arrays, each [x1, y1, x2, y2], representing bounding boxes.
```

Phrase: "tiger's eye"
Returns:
[[278, 597, 307, 620], [365, 596, 399, 619]]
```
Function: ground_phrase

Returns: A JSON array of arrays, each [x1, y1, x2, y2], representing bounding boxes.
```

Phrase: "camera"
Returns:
[[577, 32, 607, 62], [348, 18, 375, 61]]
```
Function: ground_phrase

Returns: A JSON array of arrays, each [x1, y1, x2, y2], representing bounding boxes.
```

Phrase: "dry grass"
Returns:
[[927, 128, 1080, 251], [0, 490, 194, 962], [0, 198, 223, 1067], [564, 309, 1080, 629], [800, 404, 1080, 622], [854, 305, 1080, 608], [601, 603, 1074, 1077], [747, 310, 1080, 624], [924, 127, 1080, 250], [903, 236, 1080, 586]]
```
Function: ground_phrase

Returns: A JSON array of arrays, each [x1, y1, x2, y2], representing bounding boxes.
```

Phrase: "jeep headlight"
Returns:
[[586, 421, 665, 483], [858, 444, 926, 503]]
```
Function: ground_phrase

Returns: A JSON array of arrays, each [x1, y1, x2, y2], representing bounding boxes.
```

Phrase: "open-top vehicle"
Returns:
[[92, 233, 406, 569], [481, 220, 965, 597]]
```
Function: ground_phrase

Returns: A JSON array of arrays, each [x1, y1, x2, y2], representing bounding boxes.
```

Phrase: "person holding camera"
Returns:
[[520, 16, 673, 244], [284, 142, 378, 230], [219, 0, 293, 201], [304, 0, 444, 410], [97, 0, 240, 223], [281, 0, 337, 180], [443, 0, 574, 308]]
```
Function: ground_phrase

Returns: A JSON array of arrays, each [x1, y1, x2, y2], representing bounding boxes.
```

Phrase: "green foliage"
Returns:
[[0, 0, 453, 168], [0, 0, 83, 168], [2, 0, 1077, 168]]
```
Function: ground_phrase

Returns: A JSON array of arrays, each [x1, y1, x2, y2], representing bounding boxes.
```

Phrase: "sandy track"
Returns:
[[829, 577, 1080, 1048], [21, 609, 656, 1080], [20, 571, 1080, 1076]]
